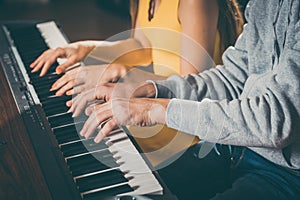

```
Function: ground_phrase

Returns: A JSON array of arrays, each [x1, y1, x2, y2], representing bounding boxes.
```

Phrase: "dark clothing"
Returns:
[[159, 144, 300, 200]]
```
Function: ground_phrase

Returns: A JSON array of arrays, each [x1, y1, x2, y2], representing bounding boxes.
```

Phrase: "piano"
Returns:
[[0, 21, 176, 200]]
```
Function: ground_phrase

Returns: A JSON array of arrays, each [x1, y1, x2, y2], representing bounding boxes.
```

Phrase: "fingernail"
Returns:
[[94, 137, 100, 143], [66, 91, 71, 96], [56, 68, 62, 74], [94, 133, 104, 143]]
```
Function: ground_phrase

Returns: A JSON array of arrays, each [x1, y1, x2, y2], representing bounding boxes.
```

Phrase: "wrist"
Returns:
[[148, 99, 170, 124], [144, 81, 157, 98], [133, 82, 157, 98]]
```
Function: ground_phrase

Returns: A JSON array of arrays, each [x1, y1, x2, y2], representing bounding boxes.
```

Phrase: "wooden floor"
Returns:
[[0, 0, 131, 42]]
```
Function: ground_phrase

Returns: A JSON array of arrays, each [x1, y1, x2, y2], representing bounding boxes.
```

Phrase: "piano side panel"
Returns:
[[0, 64, 51, 200]]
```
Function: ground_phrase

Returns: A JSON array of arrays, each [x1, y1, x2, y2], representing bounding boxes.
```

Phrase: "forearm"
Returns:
[[166, 45, 300, 148], [166, 93, 296, 148], [86, 38, 152, 67]]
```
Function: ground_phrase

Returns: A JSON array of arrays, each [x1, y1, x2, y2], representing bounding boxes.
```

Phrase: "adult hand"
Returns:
[[66, 81, 157, 117], [51, 63, 128, 96], [30, 42, 95, 76], [79, 98, 170, 143], [66, 83, 116, 117]]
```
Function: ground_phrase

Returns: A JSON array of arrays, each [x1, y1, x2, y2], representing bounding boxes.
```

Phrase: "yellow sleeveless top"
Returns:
[[130, 0, 221, 167], [137, 0, 222, 76]]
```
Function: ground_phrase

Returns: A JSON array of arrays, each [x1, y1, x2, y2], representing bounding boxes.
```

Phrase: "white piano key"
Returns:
[[7, 21, 164, 197], [106, 131, 128, 142], [104, 130, 163, 195], [36, 21, 68, 49], [121, 173, 163, 196], [36, 21, 80, 67], [110, 141, 152, 173]]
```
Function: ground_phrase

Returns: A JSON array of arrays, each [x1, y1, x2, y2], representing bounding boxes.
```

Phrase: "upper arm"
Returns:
[[132, 16, 152, 49], [178, 0, 219, 75]]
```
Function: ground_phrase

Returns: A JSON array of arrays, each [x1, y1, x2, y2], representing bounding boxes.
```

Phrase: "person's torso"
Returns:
[[138, 0, 182, 76]]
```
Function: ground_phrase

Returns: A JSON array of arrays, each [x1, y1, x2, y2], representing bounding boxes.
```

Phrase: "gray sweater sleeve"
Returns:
[[154, 1, 300, 150]]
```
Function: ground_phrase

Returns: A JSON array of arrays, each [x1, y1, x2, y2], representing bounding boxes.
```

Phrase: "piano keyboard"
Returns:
[[1, 21, 164, 199]]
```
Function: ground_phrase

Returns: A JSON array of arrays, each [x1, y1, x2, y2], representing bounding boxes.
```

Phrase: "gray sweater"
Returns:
[[153, 0, 300, 169]]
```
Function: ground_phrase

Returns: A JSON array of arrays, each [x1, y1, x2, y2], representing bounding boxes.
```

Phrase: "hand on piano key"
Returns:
[[74, 97, 170, 143], [66, 81, 154, 117], [30, 42, 95, 76], [66, 83, 116, 117], [50, 63, 129, 96]]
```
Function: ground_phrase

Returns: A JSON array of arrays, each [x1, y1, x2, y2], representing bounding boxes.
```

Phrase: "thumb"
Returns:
[[56, 58, 78, 74]]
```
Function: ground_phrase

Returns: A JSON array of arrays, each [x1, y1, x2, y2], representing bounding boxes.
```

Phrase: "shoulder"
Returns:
[[178, 0, 218, 17], [178, 0, 218, 21], [179, 0, 217, 9]]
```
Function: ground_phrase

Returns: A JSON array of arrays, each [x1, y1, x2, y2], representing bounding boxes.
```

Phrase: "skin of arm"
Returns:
[[87, 30, 153, 67], [29, 22, 153, 76], [88, 16, 154, 67], [92, 0, 220, 76], [178, 0, 218, 76]]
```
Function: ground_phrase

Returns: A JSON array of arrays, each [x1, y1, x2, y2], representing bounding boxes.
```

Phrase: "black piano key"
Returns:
[[48, 112, 74, 128], [16, 38, 47, 48], [61, 139, 108, 157], [53, 123, 78, 136], [56, 133, 81, 145], [83, 184, 134, 200], [76, 169, 128, 193], [67, 152, 118, 177], [41, 95, 71, 105], [19, 46, 47, 58], [38, 91, 57, 102], [30, 74, 62, 85], [71, 160, 117, 178], [31, 77, 58, 88], [11, 32, 42, 41], [68, 154, 116, 172], [53, 123, 84, 144], [42, 98, 69, 111], [7, 24, 143, 200], [9, 27, 42, 37], [25, 61, 58, 74], [67, 150, 114, 167], [20, 46, 48, 58], [44, 104, 69, 117], [33, 83, 54, 93], [53, 122, 83, 135], [55, 131, 81, 144], [13, 40, 45, 51], [32, 72, 61, 80]]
